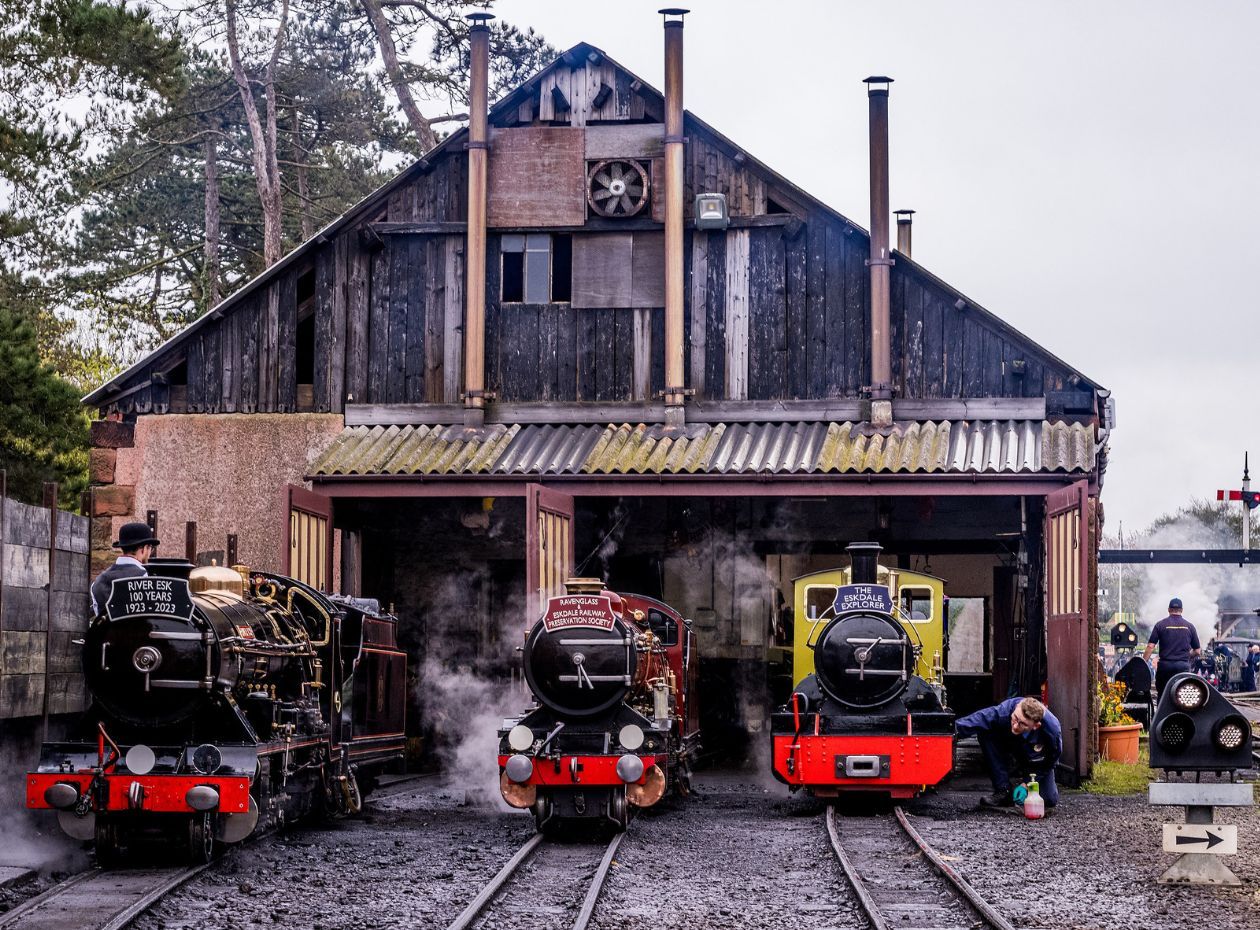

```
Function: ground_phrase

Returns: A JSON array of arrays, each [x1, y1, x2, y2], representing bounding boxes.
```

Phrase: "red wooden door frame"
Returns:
[[1044, 479, 1091, 780], [284, 484, 334, 591], [525, 484, 575, 628]]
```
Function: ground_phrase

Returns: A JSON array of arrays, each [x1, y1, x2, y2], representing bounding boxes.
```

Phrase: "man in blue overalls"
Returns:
[[1142, 597, 1200, 696], [956, 696, 1062, 810]]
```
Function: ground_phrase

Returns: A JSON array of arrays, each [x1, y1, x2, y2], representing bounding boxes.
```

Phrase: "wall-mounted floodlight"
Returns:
[[694, 193, 729, 230]]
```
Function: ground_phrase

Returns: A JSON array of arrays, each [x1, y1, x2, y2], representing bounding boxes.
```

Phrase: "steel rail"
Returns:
[[444, 829, 623, 930], [99, 864, 211, 930], [0, 870, 97, 930], [894, 806, 1019, 930], [572, 831, 626, 930], [443, 833, 546, 930], [825, 806, 1018, 930], [823, 807, 890, 930], [0, 864, 209, 930]]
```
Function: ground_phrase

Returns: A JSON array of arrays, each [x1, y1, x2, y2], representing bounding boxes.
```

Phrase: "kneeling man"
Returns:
[[956, 696, 1062, 809]]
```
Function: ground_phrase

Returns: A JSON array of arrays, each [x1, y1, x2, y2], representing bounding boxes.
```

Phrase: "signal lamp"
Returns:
[[1213, 715, 1249, 751], [1242, 490, 1260, 510], [1156, 713, 1195, 753], [1149, 673, 1253, 773], [1172, 677, 1208, 711]]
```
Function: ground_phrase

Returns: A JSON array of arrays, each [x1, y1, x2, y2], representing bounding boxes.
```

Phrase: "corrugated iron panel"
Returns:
[[309, 419, 1096, 477]]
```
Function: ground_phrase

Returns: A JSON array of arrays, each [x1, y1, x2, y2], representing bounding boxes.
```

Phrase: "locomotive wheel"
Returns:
[[608, 789, 629, 832], [188, 812, 214, 864], [342, 770, 362, 815], [95, 818, 124, 869]]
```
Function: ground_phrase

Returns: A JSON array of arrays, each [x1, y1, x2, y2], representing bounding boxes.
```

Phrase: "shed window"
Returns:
[[501, 233, 571, 303]]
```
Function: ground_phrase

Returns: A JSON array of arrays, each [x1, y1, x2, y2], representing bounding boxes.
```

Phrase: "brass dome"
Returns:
[[189, 560, 244, 598]]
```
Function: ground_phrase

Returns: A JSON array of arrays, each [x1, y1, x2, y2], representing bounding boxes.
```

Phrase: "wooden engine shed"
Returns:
[[83, 19, 1112, 779]]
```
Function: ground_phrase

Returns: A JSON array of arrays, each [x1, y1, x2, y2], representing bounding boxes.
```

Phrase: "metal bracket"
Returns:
[[864, 257, 895, 267]]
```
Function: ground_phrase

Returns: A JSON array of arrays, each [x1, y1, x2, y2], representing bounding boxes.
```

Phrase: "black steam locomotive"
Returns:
[[771, 543, 955, 798], [25, 559, 406, 863], [497, 579, 700, 832]]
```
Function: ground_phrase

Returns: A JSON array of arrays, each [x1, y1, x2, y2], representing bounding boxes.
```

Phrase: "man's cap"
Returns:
[[113, 522, 160, 549], [1168, 597, 1183, 610]]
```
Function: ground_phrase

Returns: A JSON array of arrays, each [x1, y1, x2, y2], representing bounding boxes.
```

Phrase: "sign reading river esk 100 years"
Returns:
[[832, 583, 894, 615], [542, 594, 618, 632], [105, 576, 196, 623]]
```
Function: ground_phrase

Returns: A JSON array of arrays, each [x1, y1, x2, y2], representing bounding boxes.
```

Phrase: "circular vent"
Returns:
[[587, 159, 650, 217]]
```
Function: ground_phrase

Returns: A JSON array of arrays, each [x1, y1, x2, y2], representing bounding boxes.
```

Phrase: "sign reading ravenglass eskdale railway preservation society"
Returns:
[[105, 577, 196, 623], [832, 584, 894, 615], [543, 595, 618, 632]]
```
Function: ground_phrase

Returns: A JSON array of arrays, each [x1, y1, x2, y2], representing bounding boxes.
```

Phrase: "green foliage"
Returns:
[[0, 302, 89, 510], [1082, 742, 1155, 795]]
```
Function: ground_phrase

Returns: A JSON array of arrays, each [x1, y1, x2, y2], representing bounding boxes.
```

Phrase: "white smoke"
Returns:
[[410, 567, 524, 809], [0, 725, 88, 874], [1126, 509, 1260, 647]]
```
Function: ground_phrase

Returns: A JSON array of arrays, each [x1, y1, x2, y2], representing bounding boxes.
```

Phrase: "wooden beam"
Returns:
[[344, 397, 1051, 427]]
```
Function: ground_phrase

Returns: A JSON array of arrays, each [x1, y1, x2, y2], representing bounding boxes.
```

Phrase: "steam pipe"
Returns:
[[865, 77, 894, 406], [661, 9, 688, 425], [463, 13, 493, 427]]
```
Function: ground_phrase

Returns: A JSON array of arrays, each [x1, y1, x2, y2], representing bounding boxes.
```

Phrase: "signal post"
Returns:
[[1148, 673, 1254, 885]]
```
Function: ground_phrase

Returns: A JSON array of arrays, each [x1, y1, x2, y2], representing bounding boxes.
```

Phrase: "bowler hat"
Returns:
[[1168, 597, 1183, 610], [113, 522, 160, 549]]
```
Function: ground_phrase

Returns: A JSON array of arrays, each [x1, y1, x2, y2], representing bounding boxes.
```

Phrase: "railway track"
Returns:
[[0, 864, 210, 930], [445, 831, 625, 930], [826, 806, 1017, 930]]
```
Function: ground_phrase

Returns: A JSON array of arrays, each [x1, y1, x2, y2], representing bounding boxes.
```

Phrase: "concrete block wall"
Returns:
[[89, 413, 344, 578], [0, 495, 91, 720]]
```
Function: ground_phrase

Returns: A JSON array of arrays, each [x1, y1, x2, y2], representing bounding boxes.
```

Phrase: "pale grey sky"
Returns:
[[494, 0, 1260, 534]]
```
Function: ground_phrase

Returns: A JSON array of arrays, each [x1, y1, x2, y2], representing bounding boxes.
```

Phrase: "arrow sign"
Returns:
[[1163, 824, 1237, 856]]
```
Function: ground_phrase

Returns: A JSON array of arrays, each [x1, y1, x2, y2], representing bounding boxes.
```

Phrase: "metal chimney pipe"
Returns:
[[463, 12, 493, 427], [661, 8, 688, 426], [864, 76, 894, 414], [895, 209, 915, 259]]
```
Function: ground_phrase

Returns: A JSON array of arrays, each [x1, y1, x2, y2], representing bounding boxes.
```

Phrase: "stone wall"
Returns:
[[88, 413, 345, 578], [0, 495, 90, 720]]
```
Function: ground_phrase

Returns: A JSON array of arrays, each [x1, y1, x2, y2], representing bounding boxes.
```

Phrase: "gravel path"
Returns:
[[131, 783, 535, 930], [910, 784, 1260, 930], [12, 771, 1260, 930], [591, 774, 865, 930]]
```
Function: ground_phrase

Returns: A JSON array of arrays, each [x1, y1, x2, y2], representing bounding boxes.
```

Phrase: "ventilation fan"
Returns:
[[587, 159, 650, 218]]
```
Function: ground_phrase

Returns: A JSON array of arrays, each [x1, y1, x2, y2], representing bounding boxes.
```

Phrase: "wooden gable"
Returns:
[[87, 42, 1101, 420]]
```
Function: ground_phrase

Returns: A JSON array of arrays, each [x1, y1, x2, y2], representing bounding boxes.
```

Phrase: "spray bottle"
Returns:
[[1023, 773, 1044, 820]]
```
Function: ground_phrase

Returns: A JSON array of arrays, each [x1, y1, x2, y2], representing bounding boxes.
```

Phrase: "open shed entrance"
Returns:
[[325, 488, 1061, 772]]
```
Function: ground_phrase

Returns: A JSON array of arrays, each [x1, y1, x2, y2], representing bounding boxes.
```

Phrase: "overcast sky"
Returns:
[[493, 0, 1260, 537]]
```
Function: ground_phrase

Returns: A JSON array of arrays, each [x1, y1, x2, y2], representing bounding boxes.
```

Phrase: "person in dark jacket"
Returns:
[[89, 522, 160, 616], [1142, 598, 1201, 696], [956, 696, 1062, 809], [1242, 644, 1260, 694]]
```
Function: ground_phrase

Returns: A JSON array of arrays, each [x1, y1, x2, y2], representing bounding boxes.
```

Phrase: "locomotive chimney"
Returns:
[[462, 12, 493, 428], [661, 8, 688, 427], [894, 209, 915, 259], [847, 541, 883, 585], [864, 76, 894, 427]]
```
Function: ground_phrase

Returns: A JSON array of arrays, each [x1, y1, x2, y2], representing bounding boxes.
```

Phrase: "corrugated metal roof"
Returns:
[[310, 420, 1096, 478]]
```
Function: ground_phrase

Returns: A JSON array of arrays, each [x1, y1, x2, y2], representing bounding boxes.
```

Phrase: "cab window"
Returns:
[[899, 587, 933, 623], [648, 609, 678, 646], [804, 585, 839, 621]]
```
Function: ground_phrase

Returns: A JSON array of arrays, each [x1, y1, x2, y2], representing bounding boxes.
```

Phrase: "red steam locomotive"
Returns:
[[497, 579, 699, 831]]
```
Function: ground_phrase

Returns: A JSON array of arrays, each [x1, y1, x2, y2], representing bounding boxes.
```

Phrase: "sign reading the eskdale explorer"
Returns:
[[105, 577, 196, 623], [542, 595, 618, 632], [832, 584, 894, 615]]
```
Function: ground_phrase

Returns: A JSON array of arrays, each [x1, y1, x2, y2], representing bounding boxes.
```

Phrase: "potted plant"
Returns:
[[1098, 680, 1141, 764]]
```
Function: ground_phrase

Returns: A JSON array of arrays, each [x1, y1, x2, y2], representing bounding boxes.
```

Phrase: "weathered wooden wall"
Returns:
[[98, 50, 1087, 418], [0, 494, 90, 720]]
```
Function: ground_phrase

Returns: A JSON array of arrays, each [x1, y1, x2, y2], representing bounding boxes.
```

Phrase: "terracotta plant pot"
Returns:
[[1098, 722, 1142, 764]]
